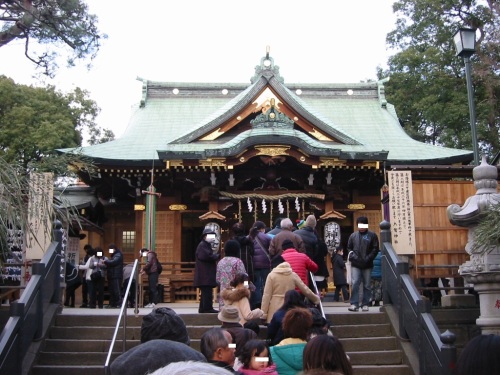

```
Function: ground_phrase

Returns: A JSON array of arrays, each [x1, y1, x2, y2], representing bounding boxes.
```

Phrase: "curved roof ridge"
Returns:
[[268, 77, 360, 145], [169, 76, 267, 144]]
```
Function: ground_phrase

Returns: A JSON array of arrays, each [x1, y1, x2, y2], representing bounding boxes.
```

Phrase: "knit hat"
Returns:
[[296, 219, 305, 229], [223, 240, 241, 257], [141, 307, 191, 345], [217, 306, 241, 324], [110, 339, 206, 375], [305, 215, 317, 228], [282, 239, 295, 250]]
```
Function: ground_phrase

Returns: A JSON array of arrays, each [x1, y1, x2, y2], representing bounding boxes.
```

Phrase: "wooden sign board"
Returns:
[[387, 171, 416, 255], [26, 173, 53, 260]]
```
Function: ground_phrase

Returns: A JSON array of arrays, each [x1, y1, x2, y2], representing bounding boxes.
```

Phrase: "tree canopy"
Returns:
[[0, 75, 114, 172], [380, 0, 499, 161], [0, 0, 105, 77]]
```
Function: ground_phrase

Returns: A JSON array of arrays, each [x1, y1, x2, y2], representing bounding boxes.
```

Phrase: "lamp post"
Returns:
[[453, 27, 479, 166]]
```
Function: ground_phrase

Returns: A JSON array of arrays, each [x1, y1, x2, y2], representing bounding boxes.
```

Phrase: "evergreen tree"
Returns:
[[0, 0, 105, 76], [0, 75, 114, 172], [379, 0, 499, 160]]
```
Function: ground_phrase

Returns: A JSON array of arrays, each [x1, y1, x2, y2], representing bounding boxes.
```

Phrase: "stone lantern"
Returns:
[[447, 156, 500, 334]]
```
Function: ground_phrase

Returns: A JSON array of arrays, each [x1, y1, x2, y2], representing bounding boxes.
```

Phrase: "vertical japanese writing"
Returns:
[[27, 172, 53, 260], [388, 171, 416, 255]]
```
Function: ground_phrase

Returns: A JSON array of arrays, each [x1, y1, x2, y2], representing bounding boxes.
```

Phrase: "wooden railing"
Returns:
[[139, 261, 196, 303]]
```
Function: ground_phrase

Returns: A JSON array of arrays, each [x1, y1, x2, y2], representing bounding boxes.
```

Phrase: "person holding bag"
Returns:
[[79, 247, 106, 309]]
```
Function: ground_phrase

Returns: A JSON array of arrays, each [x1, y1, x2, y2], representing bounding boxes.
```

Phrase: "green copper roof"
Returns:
[[63, 56, 472, 166]]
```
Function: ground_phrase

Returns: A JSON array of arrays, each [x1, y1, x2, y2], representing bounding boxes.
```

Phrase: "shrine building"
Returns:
[[61, 53, 478, 295]]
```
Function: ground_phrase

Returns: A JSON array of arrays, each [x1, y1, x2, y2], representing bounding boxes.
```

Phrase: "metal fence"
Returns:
[[380, 220, 457, 375]]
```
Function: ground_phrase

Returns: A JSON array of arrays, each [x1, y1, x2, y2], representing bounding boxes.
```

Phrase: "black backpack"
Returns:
[[156, 256, 163, 274]]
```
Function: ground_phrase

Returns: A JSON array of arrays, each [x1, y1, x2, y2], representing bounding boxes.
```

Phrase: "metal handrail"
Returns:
[[103, 259, 139, 375]]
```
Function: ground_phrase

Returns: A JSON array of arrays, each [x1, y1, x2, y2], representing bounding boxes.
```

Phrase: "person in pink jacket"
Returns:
[[280, 239, 318, 286]]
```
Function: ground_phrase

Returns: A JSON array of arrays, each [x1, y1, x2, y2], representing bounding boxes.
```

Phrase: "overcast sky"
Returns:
[[0, 0, 398, 140]]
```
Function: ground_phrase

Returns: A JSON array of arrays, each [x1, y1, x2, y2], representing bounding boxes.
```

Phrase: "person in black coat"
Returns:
[[64, 262, 82, 307], [332, 246, 349, 302], [295, 215, 329, 292], [104, 243, 124, 308], [194, 228, 220, 313], [231, 222, 255, 283]]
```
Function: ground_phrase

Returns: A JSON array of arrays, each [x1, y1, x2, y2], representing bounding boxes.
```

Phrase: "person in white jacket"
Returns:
[[79, 247, 106, 308]]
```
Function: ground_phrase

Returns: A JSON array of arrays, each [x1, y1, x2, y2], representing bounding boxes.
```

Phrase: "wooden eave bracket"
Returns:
[[320, 210, 346, 220], [199, 211, 226, 221]]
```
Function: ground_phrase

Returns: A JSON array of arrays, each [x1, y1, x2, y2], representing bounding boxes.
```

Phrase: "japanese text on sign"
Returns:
[[388, 171, 416, 255]]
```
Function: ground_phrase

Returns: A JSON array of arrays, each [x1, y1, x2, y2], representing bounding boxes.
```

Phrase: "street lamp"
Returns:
[[453, 27, 479, 166]]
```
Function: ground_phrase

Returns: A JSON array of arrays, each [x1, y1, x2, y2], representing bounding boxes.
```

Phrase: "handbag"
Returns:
[[91, 267, 103, 281]]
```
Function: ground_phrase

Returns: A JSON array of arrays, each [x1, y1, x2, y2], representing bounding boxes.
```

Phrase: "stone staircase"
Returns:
[[29, 309, 411, 375]]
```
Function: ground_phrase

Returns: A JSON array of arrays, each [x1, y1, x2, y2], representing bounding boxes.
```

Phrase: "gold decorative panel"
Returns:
[[254, 146, 290, 157], [199, 158, 227, 167]]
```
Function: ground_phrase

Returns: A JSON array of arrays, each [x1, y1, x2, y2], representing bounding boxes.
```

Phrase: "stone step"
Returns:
[[36, 352, 120, 366], [347, 350, 403, 366], [43, 339, 140, 352], [352, 364, 411, 375], [52, 311, 388, 327], [31, 365, 104, 375], [49, 326, 142, 340], [31, 309, 410, 375]]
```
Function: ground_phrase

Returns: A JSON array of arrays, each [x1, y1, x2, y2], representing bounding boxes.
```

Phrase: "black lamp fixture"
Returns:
[[453, 28, 476, 57], [453, 27, 479, 166]]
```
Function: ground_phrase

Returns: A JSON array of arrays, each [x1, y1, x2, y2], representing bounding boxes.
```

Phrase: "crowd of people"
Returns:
[[64, 215, 499, 375], [65, 242, 160, 309], [108, 303, 353, 375]]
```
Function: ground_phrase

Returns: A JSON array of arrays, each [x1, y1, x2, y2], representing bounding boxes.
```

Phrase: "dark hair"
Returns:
[[273, 217, 283, 229], [249, 221, 266, 239], [108, 243, 117, 249], [282, 307, 313, 341], [281, 239, 295, 251], [280, 290, 306, 311], [454, 334, 500, 375], [84, 244, 93, 251], [303, 335, 353, 375], [238, 339, 272, 369], [94, 246, 103, 256], [230, 273, 248, 288], [223, 240, 240, 257], [243, 321, 260, 336], [232, 222, 246, 236], [356, 216, 368, 224]]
